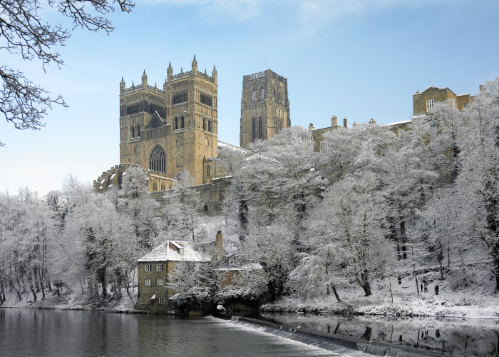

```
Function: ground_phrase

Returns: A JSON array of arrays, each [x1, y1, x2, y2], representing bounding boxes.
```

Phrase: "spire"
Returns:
[[142, 70, 147, 86], [212, 65, 217, 84], [192, 55, 198, 73], [120, 77, 125, 93], [167, 62, 173, 82]]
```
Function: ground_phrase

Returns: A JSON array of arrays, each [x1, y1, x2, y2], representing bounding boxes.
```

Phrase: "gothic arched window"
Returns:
[[137, 125, 140, 138], [149, 145, 166, 173], [174, 117, 178, 130], [260, 88, 264, 100], [180, 116, 184, 129], [206, 165, 211, 176], [252, 90, 256, 102], [203, 118, 207, 130], [258, 117, 263, 139], [252, 117, 256, 142], [131, 127, 135, 139], [208, 120, 212, 132]]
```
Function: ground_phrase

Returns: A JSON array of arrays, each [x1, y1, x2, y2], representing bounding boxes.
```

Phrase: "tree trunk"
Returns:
[[413, 264, 420, 295], [356, 270, 371, 296], [389, 276, 394, 304], [331, 283, 342, 302], [26, 269, 37, 302], [36, 268, 46, 300], [99, 267, 107, 299]]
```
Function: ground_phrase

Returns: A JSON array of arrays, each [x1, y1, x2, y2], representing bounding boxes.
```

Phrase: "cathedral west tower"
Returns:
[[119, 56, 218, 186], [240, 70, 291, 149]]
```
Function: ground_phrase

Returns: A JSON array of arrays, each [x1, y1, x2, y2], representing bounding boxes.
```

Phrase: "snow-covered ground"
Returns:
[[0, 288, 142, 314], [262, 268, 499, 320]]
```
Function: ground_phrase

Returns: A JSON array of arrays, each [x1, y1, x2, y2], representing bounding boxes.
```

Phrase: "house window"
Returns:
[[145, 278, 151, 286], [145, 264, 152, 272], [157, 278, 164, 286], [159, 296, 164, 304], [426, 98, 435, 111], [157, 264, 164, 271]]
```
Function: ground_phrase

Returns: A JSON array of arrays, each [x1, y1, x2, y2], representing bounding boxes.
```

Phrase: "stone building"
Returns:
[[136, 232, 229, 313], [119, 56, 218, 186], [240, 70, 291, 149], [412, 85, 485, 116]]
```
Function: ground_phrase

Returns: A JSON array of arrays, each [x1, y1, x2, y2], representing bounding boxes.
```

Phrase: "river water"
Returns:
[[260, 312, 499, 356], [2, 308, 499, 356], [0, 309, 362, 357]]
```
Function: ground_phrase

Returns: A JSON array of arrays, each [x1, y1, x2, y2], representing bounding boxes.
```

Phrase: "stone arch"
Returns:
[[149, 144, 166, 173]]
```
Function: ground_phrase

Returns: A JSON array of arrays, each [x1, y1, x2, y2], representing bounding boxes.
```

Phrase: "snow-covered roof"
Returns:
[[217, 254, 263, 271], [218, 141, 250, 153], [383, 119, 413, 127], [137, 241, 212, 263]]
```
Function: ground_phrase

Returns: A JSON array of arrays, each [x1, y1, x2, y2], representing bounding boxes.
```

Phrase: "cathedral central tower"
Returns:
[[240, 70, 291, 148]]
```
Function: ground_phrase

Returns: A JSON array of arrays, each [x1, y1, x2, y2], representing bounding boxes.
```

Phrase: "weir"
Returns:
[[214, 313, 443, 357]]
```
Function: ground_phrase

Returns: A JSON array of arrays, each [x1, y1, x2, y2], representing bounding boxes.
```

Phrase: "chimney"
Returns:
[[343, 117, 347, 128], [216, 231, 223, 252], [308, 123, 314, 131], [480, 84, 486, 92], [331, 115, 337, 127]]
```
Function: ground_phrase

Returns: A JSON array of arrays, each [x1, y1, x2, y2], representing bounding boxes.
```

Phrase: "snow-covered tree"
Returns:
[[311, 173, 392, 296], [163, 169, 201, 242], [454, 79, 499, 290]]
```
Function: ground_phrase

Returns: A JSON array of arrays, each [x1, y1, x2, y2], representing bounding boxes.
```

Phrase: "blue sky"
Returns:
[[1, 0, 498, 195]]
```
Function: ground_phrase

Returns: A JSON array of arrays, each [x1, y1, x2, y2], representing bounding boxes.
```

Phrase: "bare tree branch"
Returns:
[[0, 0, 135, 146]]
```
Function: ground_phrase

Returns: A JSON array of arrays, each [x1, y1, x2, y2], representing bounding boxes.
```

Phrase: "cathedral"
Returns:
[[94, 55, 484, 201], [94, 57, 291, 194]]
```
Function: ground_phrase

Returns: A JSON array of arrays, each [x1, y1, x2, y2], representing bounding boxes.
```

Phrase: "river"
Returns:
[[2, 308, 498, 356], [0, 308, 361, 356]]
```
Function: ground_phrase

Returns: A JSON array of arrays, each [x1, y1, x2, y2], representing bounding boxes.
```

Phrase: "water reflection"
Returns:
[[260, 312, 499, 356], [0, 309, 352, 356]]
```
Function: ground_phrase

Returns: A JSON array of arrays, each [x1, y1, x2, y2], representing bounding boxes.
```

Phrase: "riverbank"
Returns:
[[0, 290, 145, 314], [261, 281, 499, 320]]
